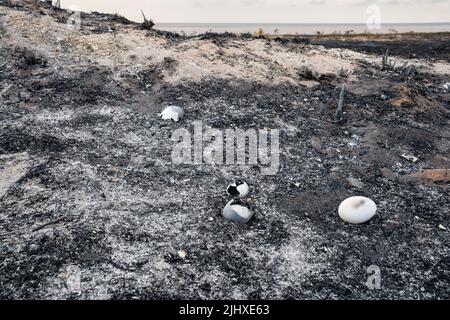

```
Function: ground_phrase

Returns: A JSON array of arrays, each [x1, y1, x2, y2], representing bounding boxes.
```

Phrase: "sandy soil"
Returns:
[[0, 1, 449, 300]]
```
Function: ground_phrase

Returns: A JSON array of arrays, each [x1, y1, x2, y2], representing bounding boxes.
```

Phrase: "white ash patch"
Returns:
[[0, 152, 30, 198], [269, 222, 328, 294]]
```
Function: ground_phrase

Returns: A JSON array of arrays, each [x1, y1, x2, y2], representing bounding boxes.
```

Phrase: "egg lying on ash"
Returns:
[[226, 180, 250, 198], [160, 106, 185, 122], [338, 196, 377, 224], [223, 199, 253, 224]]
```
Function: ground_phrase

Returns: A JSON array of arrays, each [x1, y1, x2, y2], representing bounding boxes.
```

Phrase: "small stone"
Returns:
[[177, 250, 187, 259], [346, 177, 364, 189], [223, 199, 253, 224], [438, 224, 447, 230], [338, 196, 377, 224], [299, 80, 320, 90], [310, 137, 324, 154], [29, 243, 40, 253], [160, 106, 185, 122], [226, 180, 249, 199]]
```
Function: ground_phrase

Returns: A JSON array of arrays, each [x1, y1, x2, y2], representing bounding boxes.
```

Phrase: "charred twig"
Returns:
[[338, 66, 349, 77], [32, 217, 66, 232], [403, 65, 416, 76], [400, 61, 408, 70], [397, 61, 415, 75], [104, 257, 147, 272], [140, 10, 155, 30], [52, 0, 61, 10], [381, 48, 388, 70], [1, 216, 67, 237], [381, 48, 394, 71], [335, 83, 346, 123], [391, 60, 397, 70]]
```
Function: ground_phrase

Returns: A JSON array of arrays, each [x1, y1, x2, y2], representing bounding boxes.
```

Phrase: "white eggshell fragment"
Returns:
[[443, 83, 450, 92], [226, 180, 250, 198], [338, 196, 377, 224], [160, 106, 185, 122], [223, 200, 253, 224], [177, 250, 187, 259]]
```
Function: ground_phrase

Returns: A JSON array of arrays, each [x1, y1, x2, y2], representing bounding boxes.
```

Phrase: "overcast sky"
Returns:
[[60, 0, 450, 23]]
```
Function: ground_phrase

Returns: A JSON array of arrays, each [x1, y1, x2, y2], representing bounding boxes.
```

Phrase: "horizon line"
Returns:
[[154, 21, 450, 25]]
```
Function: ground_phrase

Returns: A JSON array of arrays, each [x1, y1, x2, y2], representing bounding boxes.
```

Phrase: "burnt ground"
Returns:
[[0, 1, 449, 300], [312, 36, 450, 62]]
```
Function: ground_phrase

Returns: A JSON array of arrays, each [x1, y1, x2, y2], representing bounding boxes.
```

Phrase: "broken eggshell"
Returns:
[[338, 196, 377, 224], [401, 153, 419, 163], [443, 83, 450, 92], [160, 105, 185, 122], [223, 199, 253, 224], [226, 180, 250, 198]]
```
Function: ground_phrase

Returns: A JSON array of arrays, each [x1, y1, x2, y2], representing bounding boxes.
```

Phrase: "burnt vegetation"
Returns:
[[140, 10, 155, 30], [0, 0, 449, 300]]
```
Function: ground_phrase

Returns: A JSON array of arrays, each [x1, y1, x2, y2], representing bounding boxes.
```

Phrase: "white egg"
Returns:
[[226, 180, 249, 198], [160, 106, 185, 122], [223, 199, 253, 224], [338, 196, 377, 224]]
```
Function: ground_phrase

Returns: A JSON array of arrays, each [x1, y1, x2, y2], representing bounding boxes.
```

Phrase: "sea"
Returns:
[[154, 22, 450, 35]]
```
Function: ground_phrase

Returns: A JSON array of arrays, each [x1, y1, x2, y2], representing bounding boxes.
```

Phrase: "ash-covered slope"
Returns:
[[0, 1, 449, 299]]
